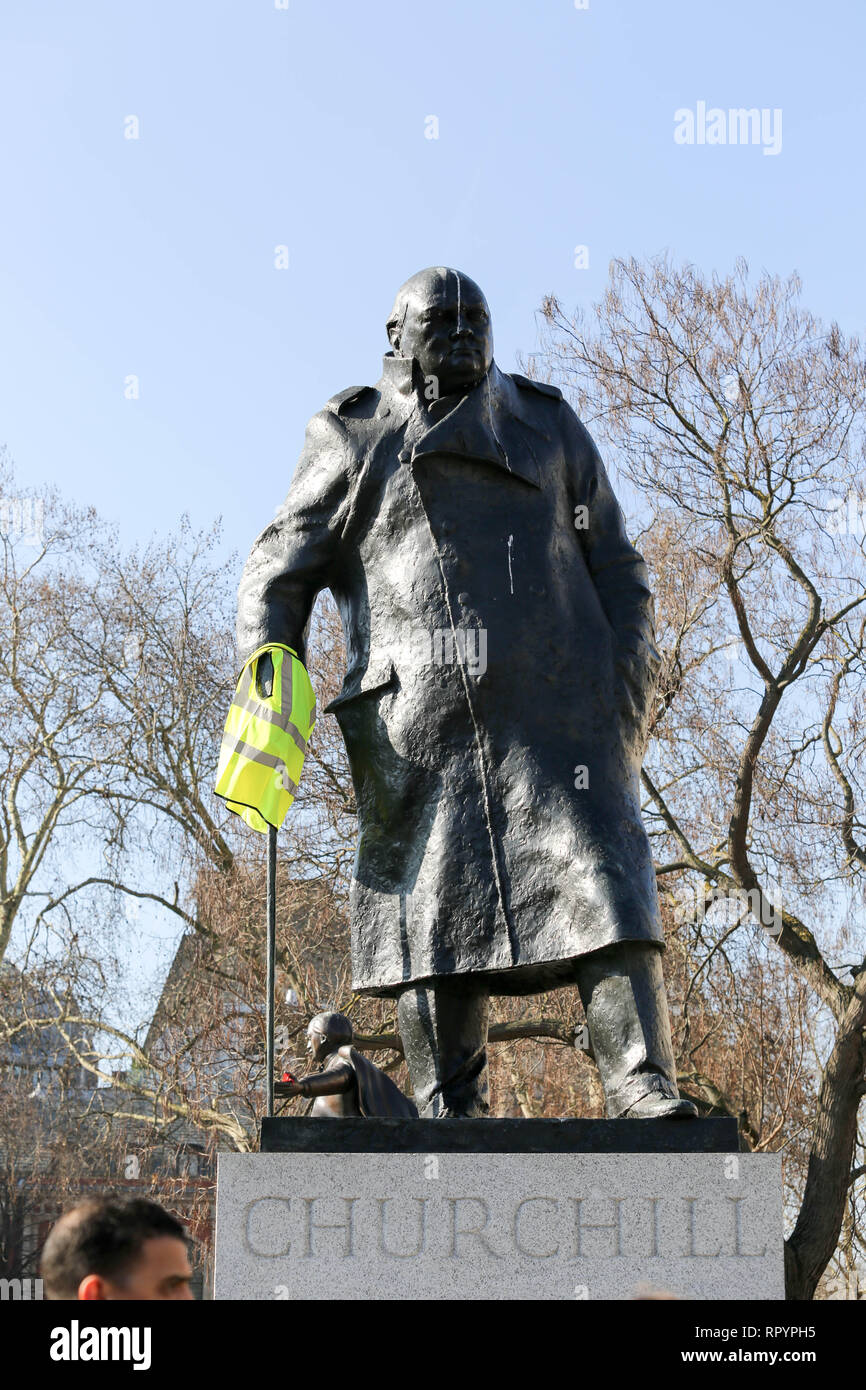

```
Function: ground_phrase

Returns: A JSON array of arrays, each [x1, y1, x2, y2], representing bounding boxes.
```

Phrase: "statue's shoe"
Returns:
[[621, 1094, 699, 1120]]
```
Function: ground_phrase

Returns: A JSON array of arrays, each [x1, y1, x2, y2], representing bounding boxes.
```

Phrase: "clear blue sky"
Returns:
[[2, 0, 864, 554]]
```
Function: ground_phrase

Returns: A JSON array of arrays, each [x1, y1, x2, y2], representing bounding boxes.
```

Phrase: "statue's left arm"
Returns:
[[567, 410, 662, 747]]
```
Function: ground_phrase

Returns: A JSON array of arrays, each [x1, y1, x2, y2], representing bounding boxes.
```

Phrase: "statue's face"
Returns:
[[396, 271, 493, 396], [306, 1026, 328, 1064]]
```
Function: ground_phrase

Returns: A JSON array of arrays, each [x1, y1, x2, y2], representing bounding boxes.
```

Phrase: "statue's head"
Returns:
[[386, 267, 493, 397], [306, 1010, 353, 1063]]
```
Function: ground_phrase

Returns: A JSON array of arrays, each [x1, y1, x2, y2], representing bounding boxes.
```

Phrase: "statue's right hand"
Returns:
[[255, 651, 275, 699], [276, 1074, 305, 1097]]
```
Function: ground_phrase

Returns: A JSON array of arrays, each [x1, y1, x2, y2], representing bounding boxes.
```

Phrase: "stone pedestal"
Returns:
[[214, 1119, 784, 1301]]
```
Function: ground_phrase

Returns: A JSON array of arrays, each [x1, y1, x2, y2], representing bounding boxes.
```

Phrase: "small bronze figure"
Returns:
[[277, 1012, 418, 1119]]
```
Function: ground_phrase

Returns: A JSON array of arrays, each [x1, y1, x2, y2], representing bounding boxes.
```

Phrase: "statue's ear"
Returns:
[[387, 323, 401, 352]]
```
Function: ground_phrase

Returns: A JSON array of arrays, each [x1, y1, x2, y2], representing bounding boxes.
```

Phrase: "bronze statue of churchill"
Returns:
[[237, 266, 696, 1122]]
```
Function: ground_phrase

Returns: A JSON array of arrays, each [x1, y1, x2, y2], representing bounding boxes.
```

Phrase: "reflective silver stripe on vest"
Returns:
[[230, 692, 309, 753], [219, 736, 299, 795]]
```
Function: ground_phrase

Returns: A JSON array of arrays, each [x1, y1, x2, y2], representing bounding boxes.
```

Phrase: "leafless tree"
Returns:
[[530, 254, 866, 1299]]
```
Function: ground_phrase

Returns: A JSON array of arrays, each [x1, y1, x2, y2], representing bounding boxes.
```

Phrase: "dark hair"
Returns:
[[41, 1197, 187, 1300]]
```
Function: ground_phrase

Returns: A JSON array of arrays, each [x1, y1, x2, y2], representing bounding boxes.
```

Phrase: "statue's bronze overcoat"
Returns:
[[237, 356, 663, 996]]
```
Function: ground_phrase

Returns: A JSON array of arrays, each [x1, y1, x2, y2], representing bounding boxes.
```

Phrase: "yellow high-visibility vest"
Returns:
[[214, 643, 316, 833]]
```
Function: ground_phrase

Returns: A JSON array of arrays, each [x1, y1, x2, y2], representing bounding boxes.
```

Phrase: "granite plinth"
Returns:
[[215, 1143, 783, 1301]]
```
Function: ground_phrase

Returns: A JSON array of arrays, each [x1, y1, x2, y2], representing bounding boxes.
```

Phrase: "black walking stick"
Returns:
[[266, 822, 277, 1118]]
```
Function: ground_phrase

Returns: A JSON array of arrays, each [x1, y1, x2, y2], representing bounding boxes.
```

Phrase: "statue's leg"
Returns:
[[574, 942, 697, 1118], [397, 977, 490, 1118]]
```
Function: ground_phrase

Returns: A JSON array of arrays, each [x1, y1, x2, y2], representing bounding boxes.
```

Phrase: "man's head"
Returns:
[[386, 267, 493, 397], [41, 1197, 194, 1301], [306, 1010, 353, 1064]]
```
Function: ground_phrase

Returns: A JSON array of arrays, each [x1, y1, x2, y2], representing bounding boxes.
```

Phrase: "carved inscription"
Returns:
[[243, 1193, 769, 1262]]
